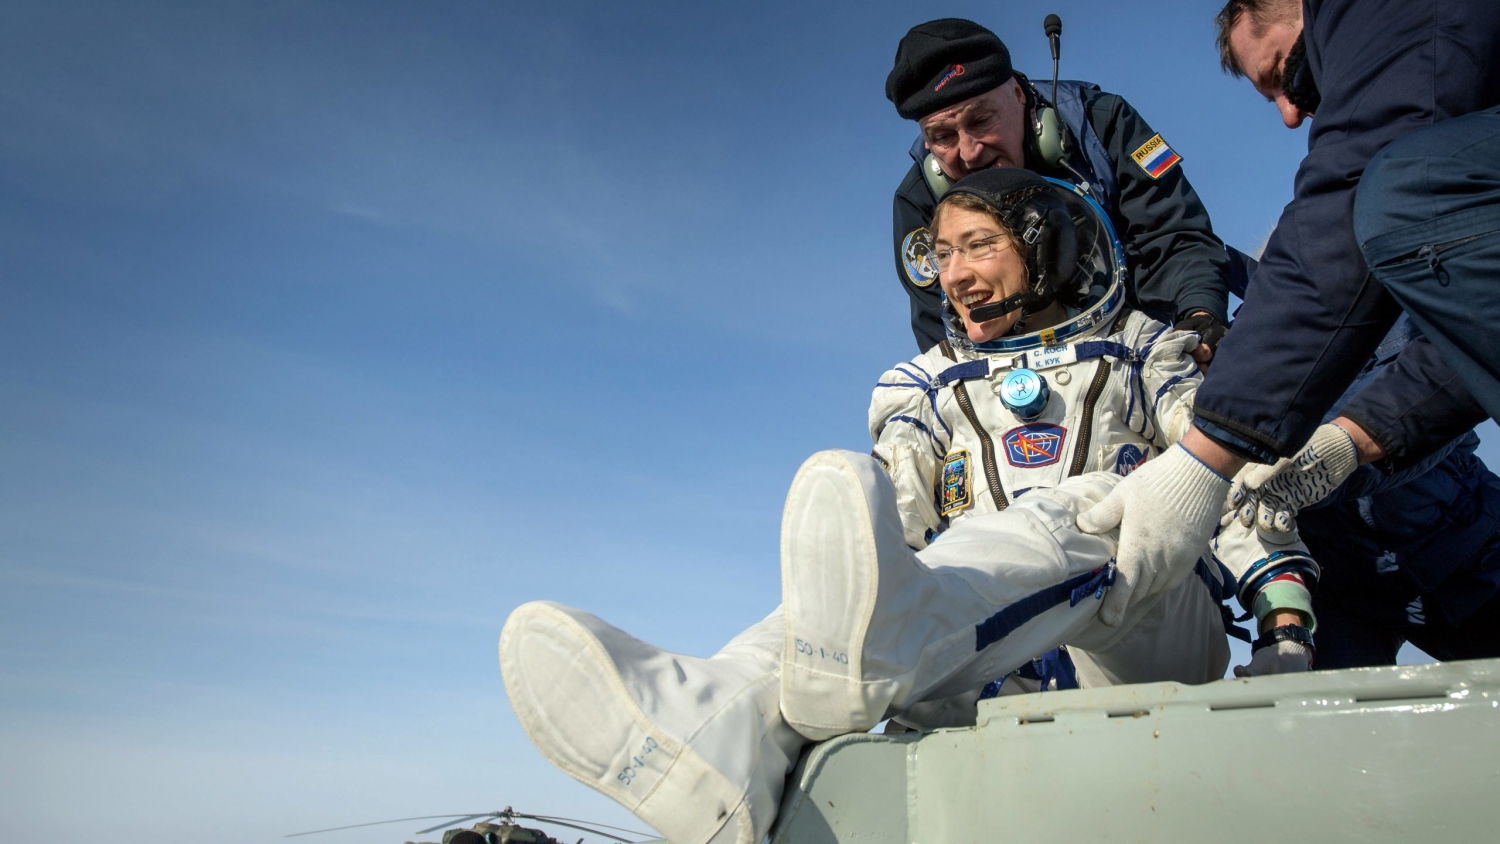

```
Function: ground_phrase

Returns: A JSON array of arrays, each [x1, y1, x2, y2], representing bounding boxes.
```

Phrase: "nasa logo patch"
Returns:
[[940, 449, 972, 515], [901, 227, 939, 288], [1003, 424, 1067, 468], [1114, 444, 1148, 476]]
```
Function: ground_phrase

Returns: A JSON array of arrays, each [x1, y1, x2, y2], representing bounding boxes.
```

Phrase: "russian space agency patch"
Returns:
[[1003, 424, 1066, 468], [902, 227, 939, 288], [939, 449, 972, 515], [1114, 444, 1148, 476], [1130, 134, 1182, 179]]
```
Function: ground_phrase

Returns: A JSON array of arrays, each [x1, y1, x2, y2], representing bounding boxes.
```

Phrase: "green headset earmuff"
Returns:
[[1033, 104, 1067, 169], [921, 86, 1068, 202]]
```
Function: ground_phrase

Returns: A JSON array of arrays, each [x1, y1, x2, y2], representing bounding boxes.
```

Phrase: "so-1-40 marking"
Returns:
[[795, 638, 849, 664], [616, 735, 658, 786]]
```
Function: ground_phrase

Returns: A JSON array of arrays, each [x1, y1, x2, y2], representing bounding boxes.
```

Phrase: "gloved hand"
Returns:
[[1233, 640, 1313, 677], [1173, 313, 1227, 369], [1227, 423, 1359, 533], [1077, 444, 1231, 627]]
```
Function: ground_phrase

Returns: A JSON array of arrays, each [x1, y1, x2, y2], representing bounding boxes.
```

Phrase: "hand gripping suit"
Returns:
[[498, 181, 1316, 844]]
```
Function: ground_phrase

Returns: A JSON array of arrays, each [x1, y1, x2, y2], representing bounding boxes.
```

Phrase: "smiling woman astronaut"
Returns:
[[497, 169, 1319, 844]]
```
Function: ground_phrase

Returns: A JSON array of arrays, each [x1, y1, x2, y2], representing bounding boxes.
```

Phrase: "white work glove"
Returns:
[[1077, 444, 1231, 627], [1233, 640, 1314, 677], [1226, 423, 1359, 533]]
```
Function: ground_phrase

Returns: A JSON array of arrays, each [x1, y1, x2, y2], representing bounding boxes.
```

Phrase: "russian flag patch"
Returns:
[[1130, 134, 1181, 179]]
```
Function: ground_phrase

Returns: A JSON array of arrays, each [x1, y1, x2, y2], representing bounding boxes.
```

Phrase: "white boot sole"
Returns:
[[780, 451, 899, 739], [500, 602, 761, 844]]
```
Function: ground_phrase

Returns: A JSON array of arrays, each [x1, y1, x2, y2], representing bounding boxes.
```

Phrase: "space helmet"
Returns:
[[937, 168, 1126, 353]]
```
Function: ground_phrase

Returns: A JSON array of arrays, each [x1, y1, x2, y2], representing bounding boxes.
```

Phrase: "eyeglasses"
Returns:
[[931, 233, 1014, 272]]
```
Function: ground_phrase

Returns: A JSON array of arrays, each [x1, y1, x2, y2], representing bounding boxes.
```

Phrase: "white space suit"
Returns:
[[499, 176, 1317, 844], [867, 307, 1234, 691], [500, 317, 1314, 844]]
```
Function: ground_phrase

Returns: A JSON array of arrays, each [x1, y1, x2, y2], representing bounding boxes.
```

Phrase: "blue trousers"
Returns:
[[1354, 106, 1500, 420]]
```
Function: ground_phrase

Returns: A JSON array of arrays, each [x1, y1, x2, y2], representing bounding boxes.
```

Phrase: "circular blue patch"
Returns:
[[901, 227, 938, 288]]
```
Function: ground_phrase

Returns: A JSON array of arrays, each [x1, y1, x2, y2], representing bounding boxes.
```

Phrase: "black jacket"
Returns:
[[1194, 0, 1500, 470], [892, 83, 1231, 352]]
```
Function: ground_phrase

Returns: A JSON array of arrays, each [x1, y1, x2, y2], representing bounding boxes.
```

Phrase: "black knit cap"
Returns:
[[944, 167, 1050, 213], [885, 18, 1014, 121]]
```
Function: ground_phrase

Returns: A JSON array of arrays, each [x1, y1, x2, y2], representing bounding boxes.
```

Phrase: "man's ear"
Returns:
[[1008, 77, 1027, 107]]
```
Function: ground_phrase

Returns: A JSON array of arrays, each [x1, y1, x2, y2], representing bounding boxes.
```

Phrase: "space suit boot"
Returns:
[[778, 449, 922, 739], [500, 603, 803, 844], [779, 450, 1120, 740]]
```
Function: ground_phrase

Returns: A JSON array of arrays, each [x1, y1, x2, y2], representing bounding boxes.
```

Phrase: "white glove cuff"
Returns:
[[1158, 445, 1233, 526], [1312, 423, 1360, 480]]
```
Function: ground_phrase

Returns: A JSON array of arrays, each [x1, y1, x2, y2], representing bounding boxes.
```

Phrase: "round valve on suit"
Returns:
[[1000, 368, 1050, 420]]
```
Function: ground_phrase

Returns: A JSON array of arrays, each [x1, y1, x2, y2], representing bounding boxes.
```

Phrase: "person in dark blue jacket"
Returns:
[[1211, 0, 1500, 668], [1071, 0, 1500, 639], [886, 19, 1242, 359]]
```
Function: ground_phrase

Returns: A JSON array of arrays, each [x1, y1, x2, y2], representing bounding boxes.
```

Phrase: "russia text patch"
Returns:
[[1131, 134, 1181, 179]]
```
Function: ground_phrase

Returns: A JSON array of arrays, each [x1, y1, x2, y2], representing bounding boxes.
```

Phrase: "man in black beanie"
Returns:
[[888, 18, 1239, 358]]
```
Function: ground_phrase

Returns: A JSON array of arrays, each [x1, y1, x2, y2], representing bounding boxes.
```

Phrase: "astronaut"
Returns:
[[498, 170, 1315, 844]]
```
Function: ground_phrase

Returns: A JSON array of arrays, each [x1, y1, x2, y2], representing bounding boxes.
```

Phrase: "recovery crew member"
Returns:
[[886, 18, 1237, 363], [1215, 0, 1500, 667], [1071, 0, 1500, 630]]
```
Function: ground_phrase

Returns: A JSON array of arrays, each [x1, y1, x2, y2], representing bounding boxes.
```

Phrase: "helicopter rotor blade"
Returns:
[[512, 816, 640, 843], [519, 814, 654, 838], [285, 814, 494, 837], [414, 815, 495, 833]]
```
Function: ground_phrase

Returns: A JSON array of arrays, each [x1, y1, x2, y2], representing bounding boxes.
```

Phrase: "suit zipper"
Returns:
[[952, 381, 1008, 510], [1067, 358, 1113, 477]]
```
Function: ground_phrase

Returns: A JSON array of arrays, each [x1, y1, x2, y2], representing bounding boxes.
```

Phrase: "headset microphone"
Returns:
[[1034, 14, 1069, 168], [968, 291, 1038, 324]]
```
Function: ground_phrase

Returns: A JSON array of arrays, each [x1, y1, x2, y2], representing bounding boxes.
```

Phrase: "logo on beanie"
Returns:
[[933, 63, 966, 92]]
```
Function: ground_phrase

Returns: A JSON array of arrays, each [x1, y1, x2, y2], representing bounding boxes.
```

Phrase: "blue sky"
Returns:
[[2, 1, 1493, 842]]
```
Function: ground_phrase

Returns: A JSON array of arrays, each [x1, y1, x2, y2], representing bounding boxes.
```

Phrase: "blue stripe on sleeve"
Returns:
[[887, 414, 946, 460]]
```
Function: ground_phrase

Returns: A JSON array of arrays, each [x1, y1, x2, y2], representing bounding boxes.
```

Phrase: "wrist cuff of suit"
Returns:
[[1237, 551, 1320, 621], [1253, 582, 1316, 633]]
